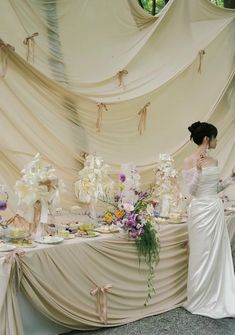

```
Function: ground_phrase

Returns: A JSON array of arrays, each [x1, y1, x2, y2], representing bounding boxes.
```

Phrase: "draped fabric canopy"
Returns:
[[0, 0, 234, 211]]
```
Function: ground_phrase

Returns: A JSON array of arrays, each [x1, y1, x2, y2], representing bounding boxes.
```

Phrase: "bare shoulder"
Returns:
[[207, 156, 218, 166], [183, 155, 195, 170]]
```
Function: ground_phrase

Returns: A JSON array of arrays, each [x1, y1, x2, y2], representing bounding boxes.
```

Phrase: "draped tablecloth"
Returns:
[[0, 215, 234, 335]]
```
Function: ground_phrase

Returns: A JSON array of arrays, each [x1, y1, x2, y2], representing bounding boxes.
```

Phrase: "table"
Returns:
[[0, 224, 188, 335], [0, 215, 234, 335]]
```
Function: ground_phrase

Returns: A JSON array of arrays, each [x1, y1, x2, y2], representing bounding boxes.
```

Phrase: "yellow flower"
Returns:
[[104, 212, 113, 224], [120, 183, 125, 191], [115, 210, 125, 219]]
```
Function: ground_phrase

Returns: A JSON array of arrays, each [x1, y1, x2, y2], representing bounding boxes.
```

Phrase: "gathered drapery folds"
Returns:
[[0, 219, 234, 334], [0, 226, 189, 334], [0, 251, 25, 335], [0, 0, 234, 212]]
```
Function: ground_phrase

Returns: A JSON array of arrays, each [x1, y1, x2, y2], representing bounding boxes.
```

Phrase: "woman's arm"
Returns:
[[182, 156, 205, 196], [182, 168, 202, 196]]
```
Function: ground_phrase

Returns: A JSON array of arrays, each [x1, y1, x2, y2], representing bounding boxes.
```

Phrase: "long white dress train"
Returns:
[[183, 166, 235, 318]]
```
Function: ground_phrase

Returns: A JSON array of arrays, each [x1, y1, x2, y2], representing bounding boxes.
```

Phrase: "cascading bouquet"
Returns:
[[74, 154, 114, 221], [104, 165, 160, 305], [15, 153, 65, 234]]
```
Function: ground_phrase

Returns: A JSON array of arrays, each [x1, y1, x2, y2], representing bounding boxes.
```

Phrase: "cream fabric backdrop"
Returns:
[[0, 0, 234, 212]]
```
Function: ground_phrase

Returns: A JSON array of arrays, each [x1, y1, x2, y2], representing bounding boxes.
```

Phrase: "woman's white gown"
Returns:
[[183, 166, 235, 318]]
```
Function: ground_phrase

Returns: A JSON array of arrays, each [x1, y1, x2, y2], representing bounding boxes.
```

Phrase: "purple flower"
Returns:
[[114, 193, 121, 202], [0, 200, 7, 211], [119, 174, 126, 183], [127, 213, 138, 227], [130, 230, 138, 239]]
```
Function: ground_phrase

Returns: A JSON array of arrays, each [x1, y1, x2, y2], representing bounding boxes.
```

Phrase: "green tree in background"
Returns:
[[210, 0, 225, 6], [138, 0, 168, 15], [210, 0, 235, 7], [224, 0, 235, 8], [138, 0, 235, 15]]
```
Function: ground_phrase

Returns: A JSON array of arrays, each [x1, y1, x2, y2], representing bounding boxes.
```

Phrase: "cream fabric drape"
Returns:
[[0, 0, 234, 212], [0, 224, 188, 335]]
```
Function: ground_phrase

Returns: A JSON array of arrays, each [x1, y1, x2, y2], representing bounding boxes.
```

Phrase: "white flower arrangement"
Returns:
[[154, 154, 181, 216], [74, 154, 114, 203], [155, 154, 178, 195], [157, 154, 177, 178], [15, 153, 65, 222], [120, 163, 141, 205]]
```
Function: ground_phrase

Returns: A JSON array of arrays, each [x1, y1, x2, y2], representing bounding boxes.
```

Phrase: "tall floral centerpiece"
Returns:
[[119, 163, 140, 204], [15, 153, 65, 236], [74, 154, 114, 224], [154, 154, 182, 217], [104, 165, 160, 305]]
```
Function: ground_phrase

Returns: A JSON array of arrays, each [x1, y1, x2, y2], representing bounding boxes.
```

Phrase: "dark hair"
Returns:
[[188, 121, 217, 145]]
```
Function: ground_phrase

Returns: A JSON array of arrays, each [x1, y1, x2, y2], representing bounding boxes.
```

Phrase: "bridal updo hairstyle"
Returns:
[[188, 121, 218, 145]]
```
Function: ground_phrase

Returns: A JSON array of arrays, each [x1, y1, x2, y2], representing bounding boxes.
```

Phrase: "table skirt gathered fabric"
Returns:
[[0, 216, 234, 335]]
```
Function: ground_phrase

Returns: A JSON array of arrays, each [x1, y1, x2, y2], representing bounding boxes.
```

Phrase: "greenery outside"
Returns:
[[138, 0, 235, 15]]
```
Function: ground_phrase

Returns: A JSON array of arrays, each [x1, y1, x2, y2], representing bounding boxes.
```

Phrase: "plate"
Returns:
[[0, 244, 16, 252], [62, 234, 75, 240], [156, 218, 186, 224], [77, 232, 100, 238], [95, 227, 119, 234], [168, 219, 187, 224], [79, 224, 95, 231], [11, 241, 37, 248], [155, 218, 168, 224], [35, 236, 64, 244]]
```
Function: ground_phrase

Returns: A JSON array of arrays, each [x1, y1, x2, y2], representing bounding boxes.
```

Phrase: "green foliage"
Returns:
[[210, 0, 225, 7], [135, 221, 160, 306], [138, 0, 225, 15], [138, 0, 168, 15]]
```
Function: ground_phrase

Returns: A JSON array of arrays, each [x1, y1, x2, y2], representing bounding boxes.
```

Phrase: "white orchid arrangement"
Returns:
[[119, 163, 141, 205], [74, 154, 114, 203], [154, 154, 178, 196], [15, 153, 65, 222], [156, 154, 177, 177], [154, 154, 182, 216]]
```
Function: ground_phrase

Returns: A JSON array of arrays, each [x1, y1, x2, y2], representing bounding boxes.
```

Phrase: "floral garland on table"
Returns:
[[15, 153, 65, 232], [74, 153, 114, 203], [104, 167, 160, 305]]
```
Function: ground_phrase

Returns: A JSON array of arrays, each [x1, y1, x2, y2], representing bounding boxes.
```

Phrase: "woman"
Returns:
[[183, 121, 235, 318]]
